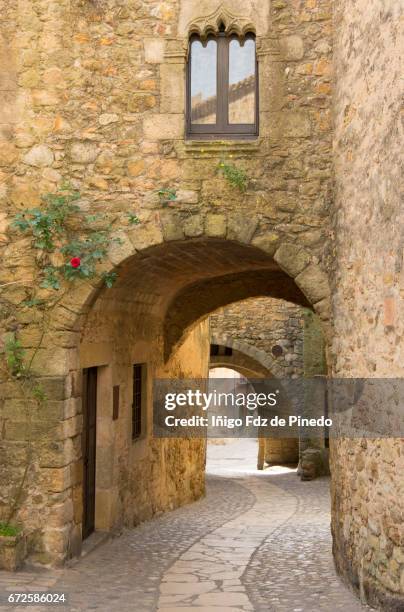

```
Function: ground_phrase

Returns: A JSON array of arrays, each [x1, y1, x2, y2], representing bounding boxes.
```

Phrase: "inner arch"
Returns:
[[88, 238, 311, 360]]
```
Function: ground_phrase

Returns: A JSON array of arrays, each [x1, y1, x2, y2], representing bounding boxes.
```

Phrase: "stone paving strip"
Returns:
[[157, 478, 295, 611]]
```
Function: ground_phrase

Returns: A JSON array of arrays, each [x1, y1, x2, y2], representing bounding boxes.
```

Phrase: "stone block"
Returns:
[[23, 144, 54, 167], [69, 141, 99, 164], [227, 216, 257, 244], [127, 159, 146, 177], [0, 142, 18, 166], [267, 111, 311, 139], [314, 297, 331, 321], [300, 448, 328, 480], [58, 415, 83, 440], [282, 111, 311, 138], [42, 168, 62, 182], [30, 348, 69, 377], [47, 500, 74, 529], [42, 466, 71, 493], [127, 93, 156, 113], [39, 439, 74, 469], [295, 264, 330, 304], [144, 38, 165, 63], [43, 526, 70, 555], [3, 421, 27, 442], [280, 35, 305, 60], [63, 397, 81, 419], [272, 191, 298, 212], [0, 534, 26, 571], [183, 215, 203, 237], [9, 179, 41, 207], [127, 222, 163, 250], [107, 231, 134, 265], [176, 189, 199, 204], [205, 214, 227, 238], [143, 114, 184, 140], [87, 175, 109, 190], [98, 113, 119, 126], [251, 233, 281, 256], [32, 90, 59, 106], [160, 64, 185, 113], [160, 212, 184, 241], [274, 243, 311, 277]]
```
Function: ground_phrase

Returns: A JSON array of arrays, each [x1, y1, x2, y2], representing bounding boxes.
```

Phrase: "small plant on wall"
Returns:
[[157, 188, 177, 206], [217, 159, 249, 192]]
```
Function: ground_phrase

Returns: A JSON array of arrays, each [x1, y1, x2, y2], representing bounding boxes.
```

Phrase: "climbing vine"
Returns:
[[0, 184, 123, 532], [12, 185, 119, 290]]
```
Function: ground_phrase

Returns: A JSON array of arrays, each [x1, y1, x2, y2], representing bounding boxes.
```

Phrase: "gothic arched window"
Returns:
[[186, 28, 258, 139]]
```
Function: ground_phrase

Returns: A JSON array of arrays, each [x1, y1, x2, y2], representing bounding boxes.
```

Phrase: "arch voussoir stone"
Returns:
[[295, 264, 331, 305], [274, 243, 311, 278]]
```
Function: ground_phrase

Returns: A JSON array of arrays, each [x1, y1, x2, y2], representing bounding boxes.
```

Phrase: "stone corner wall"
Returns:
[[332, 0, 404, 607], [0, 0, 335, 571]]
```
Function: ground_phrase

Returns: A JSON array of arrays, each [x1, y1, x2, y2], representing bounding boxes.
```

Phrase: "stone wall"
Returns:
[[331, 1, 404, 607], [210, 297, 305, 378], [210, 297, 305, 467], [209, 299, 329, 469], [0, 0, 335, 567]]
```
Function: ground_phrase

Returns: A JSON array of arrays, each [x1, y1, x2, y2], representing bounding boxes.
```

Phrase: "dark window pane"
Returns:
[[210, 344, 219, 356], [228, 38, 256, 124], [132, 364, 143, 439], [191, 39, 217, 124]]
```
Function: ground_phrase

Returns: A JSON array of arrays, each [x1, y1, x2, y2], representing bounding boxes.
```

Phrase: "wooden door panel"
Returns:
[[82, 367, 97, 540]]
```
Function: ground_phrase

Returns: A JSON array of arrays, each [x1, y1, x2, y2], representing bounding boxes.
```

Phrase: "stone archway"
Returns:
[[3, 231, 331, 566], [210, 333, 283, 378], [208, 338, 300, 469]]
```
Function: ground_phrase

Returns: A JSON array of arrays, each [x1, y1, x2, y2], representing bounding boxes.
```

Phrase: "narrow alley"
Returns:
[[0, 440, 372, 612]]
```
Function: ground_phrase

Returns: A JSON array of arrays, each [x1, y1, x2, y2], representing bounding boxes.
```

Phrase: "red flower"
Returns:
[[70, 257, 81, 269]]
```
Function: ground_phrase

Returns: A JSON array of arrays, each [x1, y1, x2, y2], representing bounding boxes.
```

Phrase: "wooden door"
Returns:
[[82, 367, 97, 539]]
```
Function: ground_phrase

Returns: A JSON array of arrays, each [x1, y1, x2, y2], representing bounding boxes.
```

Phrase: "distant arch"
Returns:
[[210, 333, 284, 378]]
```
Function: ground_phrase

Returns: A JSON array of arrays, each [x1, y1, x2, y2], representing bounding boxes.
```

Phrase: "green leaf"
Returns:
[[5, 334, 26, 377], [102, 271, 117, 288], [157, 188, 177, 203], [32, 385, 47, 404], [85, 214, 103, 223], [21, 298, 45, 308], [0, 522, 21, 537], [127, 213, 140, 225], [40, 267, 60, 290]]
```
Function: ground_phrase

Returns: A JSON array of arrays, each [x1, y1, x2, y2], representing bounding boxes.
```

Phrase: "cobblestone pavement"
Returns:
[[0, 440, 372, 612]]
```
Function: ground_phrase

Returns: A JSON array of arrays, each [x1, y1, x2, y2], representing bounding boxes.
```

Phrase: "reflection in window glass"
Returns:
[[191, 40, 217, 124], [228, 38, 256, 124]]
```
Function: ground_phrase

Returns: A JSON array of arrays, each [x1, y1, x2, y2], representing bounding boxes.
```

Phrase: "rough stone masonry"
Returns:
[[0, 0, 402, 609]]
